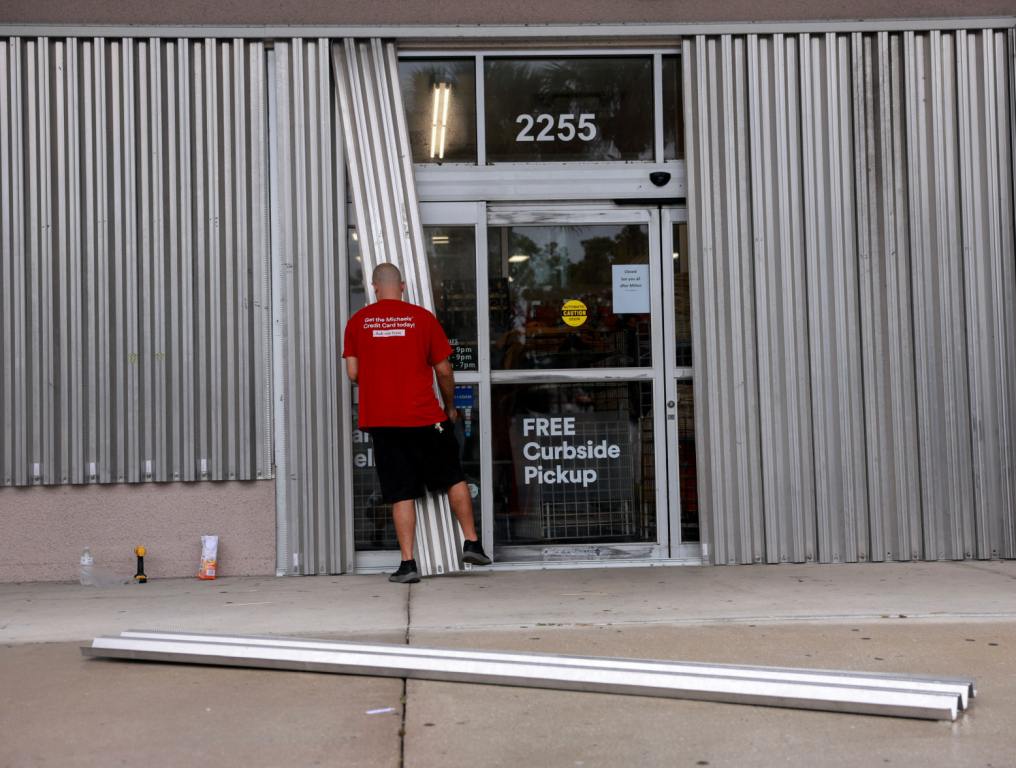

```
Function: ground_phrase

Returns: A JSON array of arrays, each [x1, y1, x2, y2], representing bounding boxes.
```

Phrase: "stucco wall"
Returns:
[[0, 481, 276, 583], [0, 0, 1013, 25]]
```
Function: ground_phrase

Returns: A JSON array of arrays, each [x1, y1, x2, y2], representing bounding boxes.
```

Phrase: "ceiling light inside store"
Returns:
[[508, 254, 529, 263], [672, 251, 679, 259], [431, 235, 449, 245], [430, 83, 452, 160]]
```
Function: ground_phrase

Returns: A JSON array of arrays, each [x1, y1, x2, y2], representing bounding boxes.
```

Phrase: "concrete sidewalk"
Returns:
[[2, 561, 1015, 768], [2, 560, 1014, 644]]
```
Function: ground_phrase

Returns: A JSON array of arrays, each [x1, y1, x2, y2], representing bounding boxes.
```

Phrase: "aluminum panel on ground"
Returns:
[[0, 36, 274, 487], [116, 629, 978, 709], [83, 631, 972, 721]]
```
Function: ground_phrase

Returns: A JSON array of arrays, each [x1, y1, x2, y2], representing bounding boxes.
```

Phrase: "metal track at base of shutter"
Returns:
[[332, 38, 464, 577], [82, 630, 973, 721]]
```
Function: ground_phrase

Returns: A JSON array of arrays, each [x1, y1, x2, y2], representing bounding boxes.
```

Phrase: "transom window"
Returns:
[[398, 52, 683, 166]]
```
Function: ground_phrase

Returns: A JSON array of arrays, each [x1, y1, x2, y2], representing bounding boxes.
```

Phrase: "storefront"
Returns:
[[1, 5, 1014, 581], [345, 50, 700, 570]]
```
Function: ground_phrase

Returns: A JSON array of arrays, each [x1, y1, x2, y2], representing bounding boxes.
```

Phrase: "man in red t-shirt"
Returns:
[[343, 262, 492, 583]]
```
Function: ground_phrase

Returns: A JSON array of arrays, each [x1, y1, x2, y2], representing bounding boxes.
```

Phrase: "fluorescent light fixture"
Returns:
[[672, 251, 679, 259], [430, 82, 452, 160], [508, 254, 529, 263], [351, 231, 359, 241], [431, 235, 450, 245]]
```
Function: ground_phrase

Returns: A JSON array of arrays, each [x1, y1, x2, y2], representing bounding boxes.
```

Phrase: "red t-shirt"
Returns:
[[342, 299, 453, 428]]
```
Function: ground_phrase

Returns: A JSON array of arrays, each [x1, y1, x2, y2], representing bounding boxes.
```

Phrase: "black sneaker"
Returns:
[[388, 559, 421, 583], [462, 539, 492, 566]]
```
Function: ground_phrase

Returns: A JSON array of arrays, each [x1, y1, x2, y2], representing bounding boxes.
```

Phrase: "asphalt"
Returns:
[[1, 561, 1015, 767]]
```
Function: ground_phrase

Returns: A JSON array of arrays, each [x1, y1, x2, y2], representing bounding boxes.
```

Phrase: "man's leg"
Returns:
[[447, 481, 477, 541], [392, 499, 417, 561], [448, 481, 491, 565]]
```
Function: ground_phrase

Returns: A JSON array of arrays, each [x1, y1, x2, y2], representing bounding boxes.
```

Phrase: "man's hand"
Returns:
[[434, 358, 457, 422]]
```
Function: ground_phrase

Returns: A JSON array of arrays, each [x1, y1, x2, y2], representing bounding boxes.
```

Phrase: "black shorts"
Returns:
[[368, 420, 466, 504]]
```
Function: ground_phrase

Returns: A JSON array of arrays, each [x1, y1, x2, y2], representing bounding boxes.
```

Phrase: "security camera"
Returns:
[[649, 171, 671, 187]]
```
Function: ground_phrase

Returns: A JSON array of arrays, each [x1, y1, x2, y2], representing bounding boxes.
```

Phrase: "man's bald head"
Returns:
[[372, 263, 404, 300]]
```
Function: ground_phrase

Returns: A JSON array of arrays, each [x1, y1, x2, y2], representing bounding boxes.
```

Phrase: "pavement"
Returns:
[[1, 560, 1015, 767]]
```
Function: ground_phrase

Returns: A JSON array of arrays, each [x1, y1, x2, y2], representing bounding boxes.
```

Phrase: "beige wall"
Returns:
[[0, 480, 276, 583], [1, 0, 1013, 25]]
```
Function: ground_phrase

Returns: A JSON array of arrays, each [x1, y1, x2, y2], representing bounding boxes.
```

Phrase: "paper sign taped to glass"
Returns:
[[611, 264, 650, 314]]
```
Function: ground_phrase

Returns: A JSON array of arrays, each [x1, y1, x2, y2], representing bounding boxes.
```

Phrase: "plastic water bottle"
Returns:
[[80, 547, 95, 586]]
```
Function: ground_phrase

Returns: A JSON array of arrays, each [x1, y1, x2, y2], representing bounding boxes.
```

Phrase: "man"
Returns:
[[343, 262, 492, 583]]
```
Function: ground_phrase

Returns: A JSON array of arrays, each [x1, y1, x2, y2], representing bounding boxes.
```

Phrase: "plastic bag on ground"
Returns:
[[198, 535, 218, 580]]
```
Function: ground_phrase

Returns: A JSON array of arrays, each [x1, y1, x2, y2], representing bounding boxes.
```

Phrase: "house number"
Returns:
[[515, 113, 597, 143]]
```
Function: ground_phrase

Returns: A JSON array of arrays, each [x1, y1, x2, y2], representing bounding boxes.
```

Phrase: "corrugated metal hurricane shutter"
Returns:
[[0, 37, 273, 486], [268, 39, 346, 575], [684, 28, 1016, 564], [685, 36, 765, 565], [852, 32, 924, 562], [746, 35, 816, 565]]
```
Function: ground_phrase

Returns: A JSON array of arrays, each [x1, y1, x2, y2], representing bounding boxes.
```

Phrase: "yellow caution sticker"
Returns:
[[561, 299, 587, 327]]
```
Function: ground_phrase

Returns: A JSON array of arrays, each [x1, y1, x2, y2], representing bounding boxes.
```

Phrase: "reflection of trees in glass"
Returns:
[[485, 57, 653, 162], [398, 59, 476, 164], [489, 224, 651, 369]]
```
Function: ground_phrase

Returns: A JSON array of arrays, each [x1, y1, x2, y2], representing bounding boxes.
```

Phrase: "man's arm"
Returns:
[[345, 356, 359, 383], [434, 358, 458, 422]]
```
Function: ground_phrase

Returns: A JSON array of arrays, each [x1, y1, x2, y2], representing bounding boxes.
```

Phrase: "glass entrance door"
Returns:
[[482, 205, 671, 563]]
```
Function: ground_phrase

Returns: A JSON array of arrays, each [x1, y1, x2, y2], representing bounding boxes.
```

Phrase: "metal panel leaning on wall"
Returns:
[[331, 39, 466, 577], [0, 37, 274, 486], [268, 39, 346, 575], [684, 29, 1016, 564]]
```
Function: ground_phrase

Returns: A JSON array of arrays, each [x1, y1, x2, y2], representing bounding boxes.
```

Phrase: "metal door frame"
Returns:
[[352, 201, 702, 570], [660, 206, 702, 561]]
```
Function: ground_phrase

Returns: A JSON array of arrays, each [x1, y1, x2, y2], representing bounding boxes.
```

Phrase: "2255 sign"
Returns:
[[515, 113, 597, 143]]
